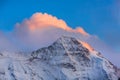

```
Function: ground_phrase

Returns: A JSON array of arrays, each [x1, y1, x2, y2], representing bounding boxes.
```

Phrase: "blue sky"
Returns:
[[0, 0, 120, 52]]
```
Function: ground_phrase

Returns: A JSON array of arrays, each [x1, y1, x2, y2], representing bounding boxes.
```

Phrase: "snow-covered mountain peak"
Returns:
[[0, 36, 119, 80], [50, 35, 95, 56], [52, 35, 94, 53], [54, 35, 81, 44], [29, 36, 120, 80], [31, 36, 92, 61]]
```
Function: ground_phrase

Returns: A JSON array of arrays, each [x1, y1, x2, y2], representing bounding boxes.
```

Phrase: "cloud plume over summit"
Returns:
[[0, 12, 119, 67], [12, 13, 90, 51]]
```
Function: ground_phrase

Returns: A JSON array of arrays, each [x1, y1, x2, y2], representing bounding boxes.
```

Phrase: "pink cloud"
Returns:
[[74, 27, 89, 36], [16, 13, 71, 32], [15, 13, 89, 36], [13, 13, 90, 50]]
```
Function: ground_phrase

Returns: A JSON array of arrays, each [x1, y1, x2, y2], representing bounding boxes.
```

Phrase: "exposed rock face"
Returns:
[[0, 36, 119, 80]]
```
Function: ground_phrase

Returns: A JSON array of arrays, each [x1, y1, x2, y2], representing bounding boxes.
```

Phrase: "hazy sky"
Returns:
[[0, 0, 120, 53]]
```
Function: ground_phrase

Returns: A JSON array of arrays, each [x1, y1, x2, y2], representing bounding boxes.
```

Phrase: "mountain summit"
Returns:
[[0, 36, 119, 80]]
